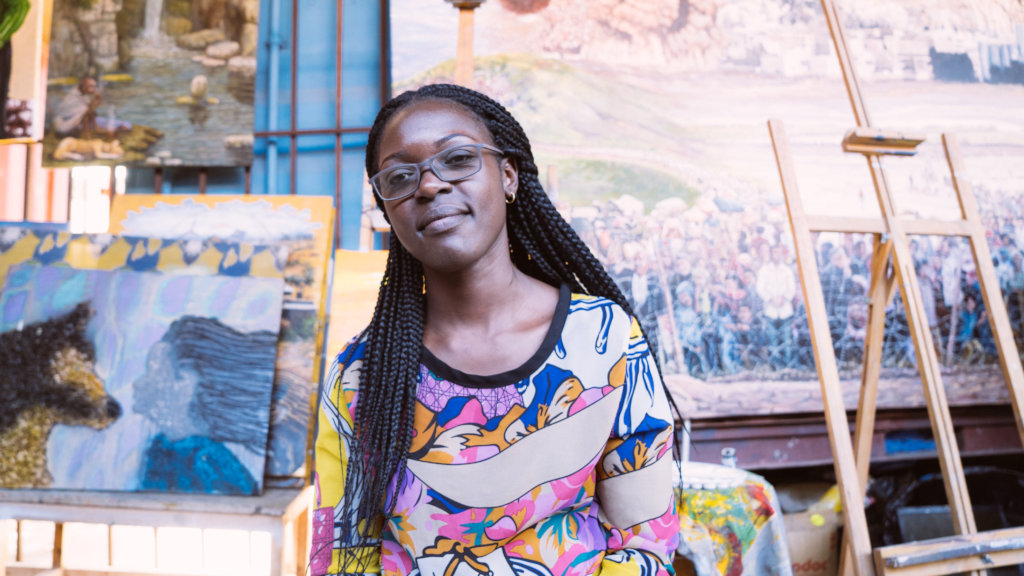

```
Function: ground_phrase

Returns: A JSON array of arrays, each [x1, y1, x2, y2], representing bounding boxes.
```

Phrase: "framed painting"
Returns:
[[108, 194, 335, 479], [41, 0, 261, 166], [391, 0, 1024, 419], [0, 263, 283, 494]]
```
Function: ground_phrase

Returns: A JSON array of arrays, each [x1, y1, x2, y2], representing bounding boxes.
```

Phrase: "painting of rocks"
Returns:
[[42, 0, 259, 166], [393, 0, 1024, 418]]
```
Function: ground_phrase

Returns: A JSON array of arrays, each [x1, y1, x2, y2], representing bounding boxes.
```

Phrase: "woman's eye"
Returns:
[[385, 168, 416, 186], [440, 149, 476, 167]]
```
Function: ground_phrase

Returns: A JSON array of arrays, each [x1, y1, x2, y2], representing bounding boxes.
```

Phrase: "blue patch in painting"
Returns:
[[158, 276, 192, 317], [1, 290, 27, 326], [33, 233, 70, 264], [211, 277, 242, 312], [4, 264, 33, 288], [216, 243, 253, 277], [125, 238, 162, 271], [52, 269, 87, 312], [244, 289, 276, 319]]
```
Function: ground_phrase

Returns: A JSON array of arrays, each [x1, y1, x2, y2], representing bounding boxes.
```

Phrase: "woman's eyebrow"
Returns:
[[433, 133, 471, 148], [380, 134, 474, 166]]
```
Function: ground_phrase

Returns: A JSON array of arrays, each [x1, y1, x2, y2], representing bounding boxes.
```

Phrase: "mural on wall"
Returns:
[[108, 194, 335, 479], [0, 263, 283, 493], [392, 0, 1024, 418], [1, 0, 41, 141], [41, 0, 260, 166]]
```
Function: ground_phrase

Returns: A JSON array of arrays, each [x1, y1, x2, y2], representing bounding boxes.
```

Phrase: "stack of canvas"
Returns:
[[0, 194, 335, 496]]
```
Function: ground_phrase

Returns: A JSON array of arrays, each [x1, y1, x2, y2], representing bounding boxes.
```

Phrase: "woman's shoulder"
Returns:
[[565, 291, 642, 340], [334, 330, 369, 369], [323, 330, 370, 405], [567, 291, 632, 320]]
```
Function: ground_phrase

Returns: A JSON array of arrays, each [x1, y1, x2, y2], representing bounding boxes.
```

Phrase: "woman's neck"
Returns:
[[421, 261, 560, 376], [423, 258, 526, 332]]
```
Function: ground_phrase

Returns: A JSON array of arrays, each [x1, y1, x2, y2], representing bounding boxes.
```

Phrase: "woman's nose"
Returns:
[[415, 166, 451, 199]]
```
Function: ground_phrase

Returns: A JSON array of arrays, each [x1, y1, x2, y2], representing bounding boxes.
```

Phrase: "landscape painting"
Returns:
[[0, 263, 284, 494], [392, 0, 1024, 418], [42, 0, 260, 166], [108, 194, 335, 479]]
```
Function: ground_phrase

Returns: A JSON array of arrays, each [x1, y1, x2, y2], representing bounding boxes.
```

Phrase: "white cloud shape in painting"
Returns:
[[119, 198, 322, 243]]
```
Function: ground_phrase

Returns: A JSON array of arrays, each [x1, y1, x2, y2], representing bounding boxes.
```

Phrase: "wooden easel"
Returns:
[[766, 1, 1024, 574]]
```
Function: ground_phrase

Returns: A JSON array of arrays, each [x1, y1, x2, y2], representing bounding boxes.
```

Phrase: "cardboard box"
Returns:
[[784, 509, 841, 576]]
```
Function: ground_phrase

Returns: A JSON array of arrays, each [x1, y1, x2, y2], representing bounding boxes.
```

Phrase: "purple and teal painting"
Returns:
[[0, 263, 284, 494]]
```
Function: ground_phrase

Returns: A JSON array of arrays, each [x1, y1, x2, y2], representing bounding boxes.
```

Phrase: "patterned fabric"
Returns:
[[312, 286, 680, 576], [674, 462, 793, 576]]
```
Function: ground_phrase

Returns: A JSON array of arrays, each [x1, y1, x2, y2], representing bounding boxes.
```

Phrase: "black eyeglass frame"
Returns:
[[369, 143, 506, 202]]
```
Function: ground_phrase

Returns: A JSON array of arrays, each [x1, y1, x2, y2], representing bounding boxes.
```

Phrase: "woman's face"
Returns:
[[377, 100, 517, 275]]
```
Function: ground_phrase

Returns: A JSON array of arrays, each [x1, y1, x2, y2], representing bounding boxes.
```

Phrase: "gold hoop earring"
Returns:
[[506, 191, 516, 204]]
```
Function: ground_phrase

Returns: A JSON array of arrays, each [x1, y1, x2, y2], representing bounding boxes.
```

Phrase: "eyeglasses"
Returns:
[[370, 143, 505, 201]]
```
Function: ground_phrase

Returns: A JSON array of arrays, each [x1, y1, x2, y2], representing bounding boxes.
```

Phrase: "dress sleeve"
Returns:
[[597, 318, 680, 576], [310, 338, 382, 576]]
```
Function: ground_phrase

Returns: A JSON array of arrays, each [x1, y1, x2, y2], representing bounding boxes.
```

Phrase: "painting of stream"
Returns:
[[42, 0, 259, 167]]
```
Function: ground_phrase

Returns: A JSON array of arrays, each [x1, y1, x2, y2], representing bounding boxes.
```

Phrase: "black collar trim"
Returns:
[[420, 283, 571, 389]]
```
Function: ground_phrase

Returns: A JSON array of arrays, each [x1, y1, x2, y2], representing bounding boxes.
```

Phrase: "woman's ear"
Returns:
[[502, 158, 519, 198]]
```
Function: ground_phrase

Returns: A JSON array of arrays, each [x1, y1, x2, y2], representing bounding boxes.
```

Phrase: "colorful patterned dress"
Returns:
[[311, 286, 680, 576]]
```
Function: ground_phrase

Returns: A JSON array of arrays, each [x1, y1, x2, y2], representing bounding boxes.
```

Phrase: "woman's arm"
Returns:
[[310, 338, 382, 576], [597, 318, 680, 576]]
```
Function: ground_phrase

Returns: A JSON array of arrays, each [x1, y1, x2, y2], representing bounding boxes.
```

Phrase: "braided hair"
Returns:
[[336, 83, 673, 561]]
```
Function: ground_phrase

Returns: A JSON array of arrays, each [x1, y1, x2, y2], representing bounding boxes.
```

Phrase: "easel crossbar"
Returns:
[[875, 527, 1024, 575], [806, 216, 974, 237]]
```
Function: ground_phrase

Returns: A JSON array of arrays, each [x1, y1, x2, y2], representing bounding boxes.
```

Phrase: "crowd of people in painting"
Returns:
[[571, 188, 1024, 379]]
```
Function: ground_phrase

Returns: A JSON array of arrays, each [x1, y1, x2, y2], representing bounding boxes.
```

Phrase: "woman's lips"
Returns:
[[418, 205, 468, 233]]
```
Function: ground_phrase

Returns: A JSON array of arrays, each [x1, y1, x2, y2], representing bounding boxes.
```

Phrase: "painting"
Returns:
[[325, 249, 388, 361], [41, 0, 260, 166], [108, 194, 335, 479], [391, 0, 1024, 419], [0, 227, 288, 281], [1, 0, 44, 142], [0, 263, 283, 493]]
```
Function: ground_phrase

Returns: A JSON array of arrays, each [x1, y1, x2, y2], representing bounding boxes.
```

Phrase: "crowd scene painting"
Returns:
[[571, 186, 1024, 381]]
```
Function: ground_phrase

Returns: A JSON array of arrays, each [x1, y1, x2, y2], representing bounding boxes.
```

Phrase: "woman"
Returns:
[[311, 84, 680, 576]]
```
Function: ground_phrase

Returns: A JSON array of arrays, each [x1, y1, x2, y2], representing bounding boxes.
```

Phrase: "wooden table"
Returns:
[[0, 486, 313, 576]]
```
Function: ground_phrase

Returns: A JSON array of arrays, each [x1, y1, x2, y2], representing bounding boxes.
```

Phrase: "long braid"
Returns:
[[339, 233, 424, 560], [339, 83, 676, 558]]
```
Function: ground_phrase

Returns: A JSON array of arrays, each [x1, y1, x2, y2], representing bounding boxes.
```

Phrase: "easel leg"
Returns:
[[840, 235, 894, 576]]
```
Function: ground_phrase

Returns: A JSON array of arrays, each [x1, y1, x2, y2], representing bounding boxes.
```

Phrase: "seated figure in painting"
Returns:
[[132, 315, 278, 494], [53, 77, 131, 138]]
